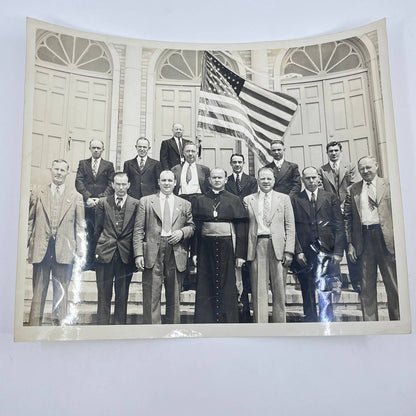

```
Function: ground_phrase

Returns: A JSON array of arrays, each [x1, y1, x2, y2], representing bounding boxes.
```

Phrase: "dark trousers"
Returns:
[[296, 249, 341, 322], [359, 227, 399, 321], [29, 238, 73, 326], [84, 206, 97, 270], [239, 262, 252, 323], [142, 237, 183, 324], [95, 250, 134, 325]]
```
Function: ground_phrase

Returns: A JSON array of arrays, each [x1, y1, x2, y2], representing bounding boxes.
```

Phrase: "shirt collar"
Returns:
[[51, 183, 65, 194], [115, 194, 127, 204], [274, 158, 284, 168], [305, 188, 318, 200]]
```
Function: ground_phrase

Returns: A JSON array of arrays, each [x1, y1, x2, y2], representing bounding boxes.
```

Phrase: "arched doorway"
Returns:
[[32, 31, 114, 186], [277, 40, 375, 171], [153, 49, 249, 170]]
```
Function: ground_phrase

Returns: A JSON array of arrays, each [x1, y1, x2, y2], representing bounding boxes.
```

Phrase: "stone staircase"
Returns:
[[22, 262, 390, 325]]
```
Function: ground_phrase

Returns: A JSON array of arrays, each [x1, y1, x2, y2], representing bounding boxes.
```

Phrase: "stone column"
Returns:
[[120, 45, 142, 168]]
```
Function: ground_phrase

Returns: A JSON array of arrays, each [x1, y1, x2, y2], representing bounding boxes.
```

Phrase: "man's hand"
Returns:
[[167, 230, 183, 245], [332, 254, 342, 264], [348, 243, 357, 263], [282, 252, 293, 267], [192, 255, 197, 267], [235, 258, 245, 268], [296, 253, 308, 268], [86, 198, 96, 207], [135, 256, 144, 270]]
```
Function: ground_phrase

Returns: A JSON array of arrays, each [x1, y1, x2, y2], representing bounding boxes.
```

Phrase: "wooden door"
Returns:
[[31, 67, 112, 188]]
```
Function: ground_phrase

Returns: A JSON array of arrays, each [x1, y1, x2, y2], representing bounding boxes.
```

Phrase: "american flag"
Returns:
[[197, 51, 298, 164]]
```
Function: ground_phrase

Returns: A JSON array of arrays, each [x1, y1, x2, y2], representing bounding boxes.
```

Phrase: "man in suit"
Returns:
[[291, 167, 344, 322], [244, 167, 295, 323], [171, 142, 210, 206], [225, 153, 258, 322], [319, 140, 360, 291], [344, 156, 399, 321], [264, 139, 301, 197], [134, 170, 195, 324], [75, 139, 115, 270], [123, 137, 161, 200], [94, 172, 139, 325], [28, 159, 86, 326], [160, 123, 192, 170]]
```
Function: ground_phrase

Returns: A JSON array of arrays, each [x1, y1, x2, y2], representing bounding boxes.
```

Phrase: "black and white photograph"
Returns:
[[13, 17, 410, 341]]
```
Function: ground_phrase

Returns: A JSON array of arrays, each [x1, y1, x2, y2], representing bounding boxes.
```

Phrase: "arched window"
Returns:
[[158, 50, 238, 82], [283, 40, 363, 77], [36, 33, 112, 77]]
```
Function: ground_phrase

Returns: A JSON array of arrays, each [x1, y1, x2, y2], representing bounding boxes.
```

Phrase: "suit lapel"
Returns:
[[227, 175, 238, 194], [315, 189, 325, 213], [59, 188, 75, 224], [376, 177, 386, 204], [298, 191, 312, 217], [85, 158, 94, 178], [197, 164, 204, 188], [150, 194, 162, 222], [269, 191, 280, 221], [107, 196, 118, 231], [322, 163, 336, 189], [354, 181, 363, 220], [249, 194, 260, 223], [121, 196, 135, 232], [339, 162, 347, 185], [172, 196, 182, 226], [240, 173, 249, 191], [39, 186, 52, 223], [170, 138, 180, 156], [275, 161, 289, 184]]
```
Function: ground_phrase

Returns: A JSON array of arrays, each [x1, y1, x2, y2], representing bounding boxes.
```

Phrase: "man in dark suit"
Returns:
[[75, 139, 115, 270], [28, 159, 86, 326], [171, 142, 210, 206], [134, 170, 195, 324], [225, 153, 257, 322], [123, 137, 161, 200], [344, 156, 399, 321], [160, 123, 192, 170], [291, 166, 344, 322], [264, 139, 301, 197], [94, 172, 139, 325], [319, 140, 360, 291]]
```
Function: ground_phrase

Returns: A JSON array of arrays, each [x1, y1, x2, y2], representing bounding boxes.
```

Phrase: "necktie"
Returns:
[[162, 196, 171, 234], [332, 163, 339, 192], [236, 174, 242, 193], [178, 138, 183, 155], [367, 182, 377, 211], [139, 157, 145, 171], [54, 185, 61, 197], [310, 192, 318, 239], [186, 164, 192, 184], [263, 193, 271, 226], [92, 159, 98, 177], [116, 197, 123, 210]]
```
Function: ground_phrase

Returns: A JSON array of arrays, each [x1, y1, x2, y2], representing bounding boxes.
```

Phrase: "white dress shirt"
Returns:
[[257, 190, 271, 235], [179, 162, 201, 195]]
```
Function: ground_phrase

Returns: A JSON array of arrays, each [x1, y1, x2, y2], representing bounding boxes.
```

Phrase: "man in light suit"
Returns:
[[160, 123, 192, 170], [28, 159, 85, 326], [264, 139, 301, 198], [123, 137, 161, 200], [244, 167, 295, 323], [134, 170, 194, 324], [94, 172, 139, 325], [344, 156, 399, 321], [319, 140, 360, 291], [225, 153, 258, 322], [171, 142, 210, 206], [291, 167, 344, 322], [75, 139, 115, 270]]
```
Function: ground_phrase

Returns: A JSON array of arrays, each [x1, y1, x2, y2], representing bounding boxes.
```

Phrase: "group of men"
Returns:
[[27, 121, 400, 326]]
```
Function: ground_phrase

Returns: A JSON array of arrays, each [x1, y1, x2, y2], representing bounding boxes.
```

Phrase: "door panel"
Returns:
[[282, 81, 327, 171]]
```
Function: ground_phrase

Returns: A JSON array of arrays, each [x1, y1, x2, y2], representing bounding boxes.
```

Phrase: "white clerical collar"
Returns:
[[305, 188, 318, 201]]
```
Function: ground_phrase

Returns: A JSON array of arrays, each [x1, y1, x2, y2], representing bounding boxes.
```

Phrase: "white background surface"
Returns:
[[2, 1, 416, 415]]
